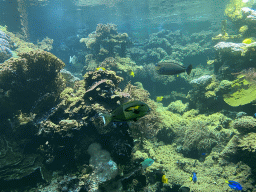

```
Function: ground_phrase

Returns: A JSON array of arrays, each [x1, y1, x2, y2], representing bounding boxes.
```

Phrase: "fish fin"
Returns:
[[100, 113, 112, 126], [225, 180, 229, 184], [186, 64, 192, 75]]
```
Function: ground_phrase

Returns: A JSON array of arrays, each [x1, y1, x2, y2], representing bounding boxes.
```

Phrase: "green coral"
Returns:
[[223, 75, 256, 106], [167, 100, 188, 114], [225, 0, 247, 22]]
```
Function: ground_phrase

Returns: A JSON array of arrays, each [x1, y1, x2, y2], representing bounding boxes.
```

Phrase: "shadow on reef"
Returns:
[[98, 122, 134, 165], [0, 168, 45, 191]]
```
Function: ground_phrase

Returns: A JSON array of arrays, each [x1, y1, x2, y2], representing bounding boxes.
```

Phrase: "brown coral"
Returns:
[[238, 133, 256, 152], [0, 50, 65, 116], [233, 116, 256, 134], [80, 23, 129, 61], [83, 70, 124, 106]]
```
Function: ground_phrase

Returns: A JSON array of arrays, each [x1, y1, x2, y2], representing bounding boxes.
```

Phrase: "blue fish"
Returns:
[[190, 172, 197, 183], [226, 180, 243, 190], [253, 113, 256, 118], [141, 158, 154, 169]]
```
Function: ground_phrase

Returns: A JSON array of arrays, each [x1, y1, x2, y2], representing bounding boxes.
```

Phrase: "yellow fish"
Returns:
[[242, 38, 252, 44], [96, 67, 106, 71], [162, 175, 168, 184], [156, 96, 164, 102], [129, 70, 135, 77]]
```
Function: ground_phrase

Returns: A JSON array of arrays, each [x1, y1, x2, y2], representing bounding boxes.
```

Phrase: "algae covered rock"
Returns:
[[0, 50, 65, 115], [167, 100, 188, 114], [214, 42, 244, 55], [233, 116, 256, 134], [238, 132, 256, 152], [190, 75, 212, 87]]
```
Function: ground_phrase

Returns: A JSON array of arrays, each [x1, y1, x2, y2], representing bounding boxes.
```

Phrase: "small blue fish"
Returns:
[[253, 113, 256, 118], [141, 158, 154, 169], [201, 153, 207, 156], [190, 172, 197, 183], [226, 180, 243, 190]]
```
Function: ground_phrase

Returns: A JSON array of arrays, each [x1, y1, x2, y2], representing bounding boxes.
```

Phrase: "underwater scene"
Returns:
[[1, 0, 256, 191]]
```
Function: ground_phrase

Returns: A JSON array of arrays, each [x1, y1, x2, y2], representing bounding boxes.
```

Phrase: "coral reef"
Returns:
[[80, 23, 129, 61], [0, 50, 65, 117], [187, 75, 224, 112], [1, 26, 54, 55], [0, 29, 13, 63], [223, 73, 256, 107], [167, 100, 189, 114], [86, 143, 118, 192], [122, 83, 162, 139], [130, 30, 214, 65], [238, 133, 256, 152], [232, 116, 256, 134]]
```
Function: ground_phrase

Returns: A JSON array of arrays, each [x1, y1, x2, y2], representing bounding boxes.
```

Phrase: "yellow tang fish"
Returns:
[[242, 38, 252, 44], [129, 70, 135, 77], [162, 175, 168, 184], [156, 96, 164, 102]]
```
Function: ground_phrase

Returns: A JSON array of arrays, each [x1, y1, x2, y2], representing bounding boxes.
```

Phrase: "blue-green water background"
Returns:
[[0, 0, 231, 103]]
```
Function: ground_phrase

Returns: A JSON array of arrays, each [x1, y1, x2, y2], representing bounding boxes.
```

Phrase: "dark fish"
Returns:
[[101, 100, 150, 126], [156, 61, 192, 75], [179, 186, 190, 192]]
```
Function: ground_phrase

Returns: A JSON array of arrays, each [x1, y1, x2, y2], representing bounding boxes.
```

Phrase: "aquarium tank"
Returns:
[[1, 0, 256, 191]]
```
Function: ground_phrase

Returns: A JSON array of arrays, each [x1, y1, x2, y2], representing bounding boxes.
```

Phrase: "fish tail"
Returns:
[[100, 113, 112, 126], [186, 64, 192, 75]]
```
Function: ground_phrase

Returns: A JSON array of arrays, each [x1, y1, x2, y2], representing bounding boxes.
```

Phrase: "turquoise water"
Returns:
[[1, 0, 256, 191]]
